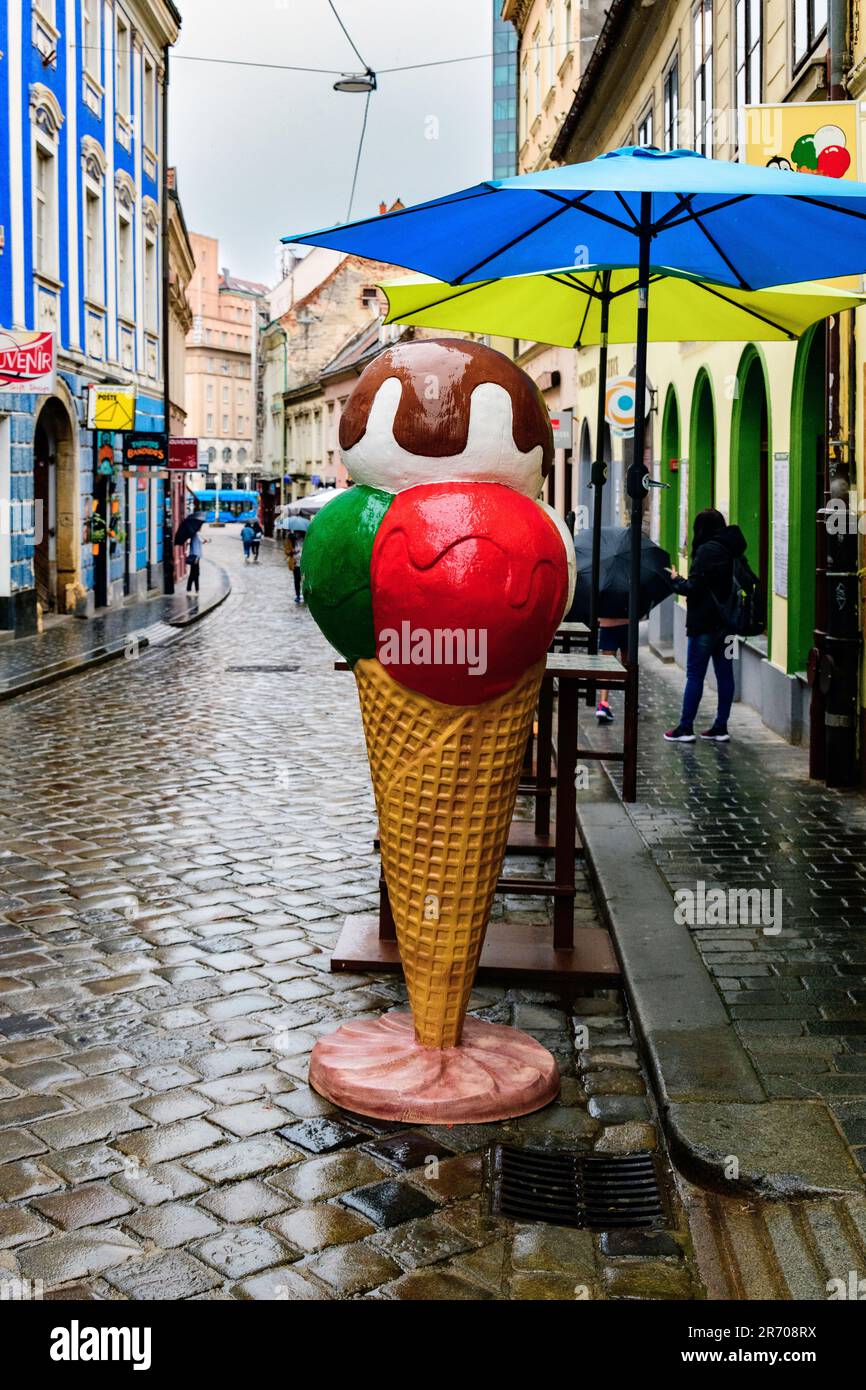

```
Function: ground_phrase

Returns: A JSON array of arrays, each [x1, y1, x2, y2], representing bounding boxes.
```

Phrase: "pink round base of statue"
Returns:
[[309, 1009, 559, 1124]]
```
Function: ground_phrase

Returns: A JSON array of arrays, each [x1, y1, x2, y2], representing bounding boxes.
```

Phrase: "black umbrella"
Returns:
[[174, 513, 204, 546], [567, 526, 672, 624]]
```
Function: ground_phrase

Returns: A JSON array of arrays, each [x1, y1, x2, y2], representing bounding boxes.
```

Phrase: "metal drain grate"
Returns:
[[489, 1145, 667, 1230], [224, 664, 300, 673]]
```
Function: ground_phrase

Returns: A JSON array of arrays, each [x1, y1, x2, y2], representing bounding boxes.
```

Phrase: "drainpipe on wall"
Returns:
[[161, 45, 175, 595], [816, 0, 859, 787]]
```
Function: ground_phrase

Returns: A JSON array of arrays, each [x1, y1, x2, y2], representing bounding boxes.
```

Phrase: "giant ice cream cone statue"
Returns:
[[303, 340, 576, 1122]]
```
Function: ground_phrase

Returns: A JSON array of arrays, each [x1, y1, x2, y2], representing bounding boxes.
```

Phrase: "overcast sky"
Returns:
[[170, 0, 494, 288]]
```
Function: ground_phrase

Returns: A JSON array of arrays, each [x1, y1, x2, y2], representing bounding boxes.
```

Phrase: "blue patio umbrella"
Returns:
[[283, 146, 866, 773]]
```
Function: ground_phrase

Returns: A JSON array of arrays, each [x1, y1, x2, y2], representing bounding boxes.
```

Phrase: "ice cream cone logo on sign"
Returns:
[[303, 340, 576, 1123]]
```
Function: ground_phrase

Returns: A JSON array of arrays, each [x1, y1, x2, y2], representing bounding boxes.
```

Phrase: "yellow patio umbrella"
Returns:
[[380, 267, 864, 644], [381, 267, 864, 346]]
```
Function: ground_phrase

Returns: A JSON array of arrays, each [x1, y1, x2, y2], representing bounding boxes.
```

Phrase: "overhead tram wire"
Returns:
[[65, 36, 601, 80], [326, 0, 373, 72]]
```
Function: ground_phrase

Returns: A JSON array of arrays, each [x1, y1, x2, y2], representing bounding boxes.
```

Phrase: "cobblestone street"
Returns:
[[0, 531, 702, 1301]]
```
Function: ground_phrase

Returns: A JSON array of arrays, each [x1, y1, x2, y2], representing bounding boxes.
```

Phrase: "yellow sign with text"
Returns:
[[87, 386, 136, 432]]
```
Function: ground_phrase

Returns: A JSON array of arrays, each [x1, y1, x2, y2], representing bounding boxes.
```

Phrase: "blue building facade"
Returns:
[[0, 0, 181, 633]]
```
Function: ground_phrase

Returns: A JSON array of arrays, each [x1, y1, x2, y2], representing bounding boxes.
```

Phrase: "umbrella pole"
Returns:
[[588, 270, 611, 656], [624, 194, 652, 800]]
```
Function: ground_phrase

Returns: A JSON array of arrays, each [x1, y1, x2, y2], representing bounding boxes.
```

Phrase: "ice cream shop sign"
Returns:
[[0, 329, 56, 394]]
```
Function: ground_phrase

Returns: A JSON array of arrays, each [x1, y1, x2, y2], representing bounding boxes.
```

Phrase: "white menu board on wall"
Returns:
[[678, 457, 689, 552], [773, 451, 789, 598]]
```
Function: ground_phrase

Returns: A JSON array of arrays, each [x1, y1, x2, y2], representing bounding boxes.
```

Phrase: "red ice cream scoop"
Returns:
[[370, 481, 569, 705]]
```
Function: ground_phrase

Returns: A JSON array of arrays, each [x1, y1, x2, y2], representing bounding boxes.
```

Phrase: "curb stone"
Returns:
[[577, 793, 865, 1201], [0, 561, 231, 702]]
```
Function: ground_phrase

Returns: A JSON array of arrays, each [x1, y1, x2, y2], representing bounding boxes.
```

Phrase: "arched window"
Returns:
[[788, 323, 826, 673], [730, 347, 770, 635], [688, 370, 715, 535]]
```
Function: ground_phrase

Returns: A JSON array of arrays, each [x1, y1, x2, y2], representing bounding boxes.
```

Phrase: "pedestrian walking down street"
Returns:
[[250, 518, 263, 563], [186, 526, 206, 593], [595, 614, 628, 722], [287, 532, 304, 603], [241, 522, 255, 564], [664, 508, 748, 743]]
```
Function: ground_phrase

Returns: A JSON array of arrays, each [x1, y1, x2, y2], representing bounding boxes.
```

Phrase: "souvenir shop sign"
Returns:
[[168, 437, 199, 470], [0, 328, 56, 393]]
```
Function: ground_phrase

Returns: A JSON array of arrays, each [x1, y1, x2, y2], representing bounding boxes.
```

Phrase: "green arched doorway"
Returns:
[[689, 370, 715, 533], [788, 322, 826, 673], [659, 386, 680, 560], [730, 347, 770, 635]]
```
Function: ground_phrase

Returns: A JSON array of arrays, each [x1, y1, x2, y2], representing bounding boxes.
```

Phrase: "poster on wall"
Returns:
[[741, 100, 860, 180], [773, 452, 790, 599], [678, 457, 689, 552]]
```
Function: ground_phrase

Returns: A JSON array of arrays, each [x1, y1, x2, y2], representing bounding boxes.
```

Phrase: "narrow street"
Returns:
[[0, 531, 701, 1301]]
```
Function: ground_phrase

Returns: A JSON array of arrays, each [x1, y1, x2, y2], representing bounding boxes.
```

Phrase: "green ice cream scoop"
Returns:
[[301, 485, 392, 666]]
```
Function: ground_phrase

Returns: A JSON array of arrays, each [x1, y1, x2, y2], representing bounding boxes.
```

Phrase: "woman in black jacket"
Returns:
[[664, 507, 747, 743]]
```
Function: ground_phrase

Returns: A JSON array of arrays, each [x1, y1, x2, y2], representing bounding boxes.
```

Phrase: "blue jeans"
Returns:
[[681, 632, 735, 731]]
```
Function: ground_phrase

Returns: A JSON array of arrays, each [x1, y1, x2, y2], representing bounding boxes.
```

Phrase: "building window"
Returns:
[[663, 56, 679, 150], [206, 384, 214, 402], [143, 55, 157, 151], [793, 0, 827, 70], [207, 413, 214, 432], [693, 1, 713, 156], [84, 178, 105, 303], [143, 230, 158, 332], [637, 104, 654, 148], [521, 58, 529, 137], [82, 0, 100, 82], [222, 385, 229, 403], [735, 0, 762, 108], [533, 29, 541, 116], [546, 1, 556, 88], [563, 0, 572, 57], [117, 210, 133, 319], [34, 143, 58, 277], [116, 13, 131, 119], [222, 415, 229, 434]]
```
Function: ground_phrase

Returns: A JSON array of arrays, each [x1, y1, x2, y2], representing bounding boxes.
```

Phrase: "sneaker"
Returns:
[[664, 725, 695, 742], [294, 596, 301, 605], [700, 725, 730, 741], [596, 702, 614, 723]]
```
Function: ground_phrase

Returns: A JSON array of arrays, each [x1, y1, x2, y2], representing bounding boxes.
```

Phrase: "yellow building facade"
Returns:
[[540, 0, 864, 756]]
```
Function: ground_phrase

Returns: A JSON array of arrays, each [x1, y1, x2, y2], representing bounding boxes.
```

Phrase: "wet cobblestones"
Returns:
[[0, 533, 701, 1300], [589, 646, 866, 1174]]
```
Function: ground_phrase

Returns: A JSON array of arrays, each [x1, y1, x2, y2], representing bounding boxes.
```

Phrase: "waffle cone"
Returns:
[[354, 657, 545, 1048]]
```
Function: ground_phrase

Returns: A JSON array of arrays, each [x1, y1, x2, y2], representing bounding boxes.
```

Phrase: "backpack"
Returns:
[[716, 556, 764, 637]]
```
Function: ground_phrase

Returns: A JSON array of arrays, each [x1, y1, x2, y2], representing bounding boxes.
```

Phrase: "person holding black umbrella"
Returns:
[[664, 509, 749, 744], [175, 509, 206, 595]]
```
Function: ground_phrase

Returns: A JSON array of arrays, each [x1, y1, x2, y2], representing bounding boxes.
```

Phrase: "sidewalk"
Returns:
[[577, 646, 866, 1292], [0, 557, 231, 700]]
